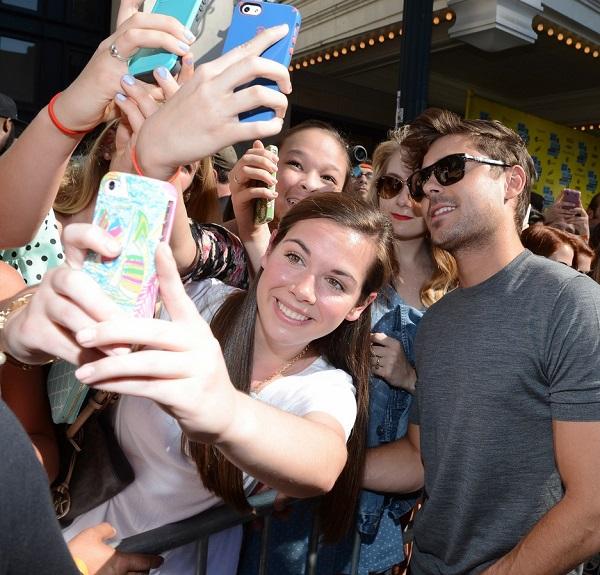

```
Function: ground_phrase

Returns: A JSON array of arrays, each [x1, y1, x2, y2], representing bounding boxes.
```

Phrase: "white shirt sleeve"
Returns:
[[251, 358, 358, 441]]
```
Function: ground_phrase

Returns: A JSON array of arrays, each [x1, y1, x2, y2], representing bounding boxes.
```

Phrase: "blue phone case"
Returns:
[[128, 0, 208, 82], [222, 1, 301, 123]]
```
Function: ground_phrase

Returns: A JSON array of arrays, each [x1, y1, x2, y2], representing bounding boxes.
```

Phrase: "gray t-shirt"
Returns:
[[410, 250, 600, 575]]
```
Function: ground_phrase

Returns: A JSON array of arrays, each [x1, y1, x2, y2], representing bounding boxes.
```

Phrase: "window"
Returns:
[[0, 0, 39, 10], [0, 36, 37, 103]]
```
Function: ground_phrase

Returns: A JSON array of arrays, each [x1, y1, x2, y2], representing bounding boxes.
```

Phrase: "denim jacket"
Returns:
[[357, 290, 423, 541]]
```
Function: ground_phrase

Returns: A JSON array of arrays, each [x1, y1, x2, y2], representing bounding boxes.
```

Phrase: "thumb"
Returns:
[[92, 522, 118, 542], [62, 223, 121, 270], [252, 139, 265, 150]]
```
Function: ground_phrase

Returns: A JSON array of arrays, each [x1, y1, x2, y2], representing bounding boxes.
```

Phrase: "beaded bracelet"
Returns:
[[130, 144, 182, 184], [47, 93, 91, 137]]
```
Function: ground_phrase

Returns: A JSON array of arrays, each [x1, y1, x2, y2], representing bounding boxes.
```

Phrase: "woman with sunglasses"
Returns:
[[351, 127, 457, 574]]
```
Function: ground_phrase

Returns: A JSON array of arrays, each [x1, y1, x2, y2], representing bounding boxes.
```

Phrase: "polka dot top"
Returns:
[[0, 209, 64, 285]]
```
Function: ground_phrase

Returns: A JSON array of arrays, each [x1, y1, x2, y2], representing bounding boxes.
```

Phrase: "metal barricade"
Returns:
[[117, 490, 413, 575]]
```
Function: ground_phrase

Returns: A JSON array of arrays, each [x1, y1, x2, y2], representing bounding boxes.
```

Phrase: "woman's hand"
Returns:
[[370, 332, 416, 393], [52, 10, 196, 133], [229, 141, 278, 270], [566, 206, 590, 238], [1, 224, 126, 366], [110, 52, 195, 174], [73, 243, 238, 443], [67, 522, 163, 575], [134, 24, 292, 181]]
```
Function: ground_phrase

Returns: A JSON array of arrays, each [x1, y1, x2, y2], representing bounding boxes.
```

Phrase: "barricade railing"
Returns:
[[116, 490, 390, 575], [117, 494, 598, 575]]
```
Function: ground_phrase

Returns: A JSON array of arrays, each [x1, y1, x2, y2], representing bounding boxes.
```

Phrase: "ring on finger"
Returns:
[[109, 42, 132, 63]]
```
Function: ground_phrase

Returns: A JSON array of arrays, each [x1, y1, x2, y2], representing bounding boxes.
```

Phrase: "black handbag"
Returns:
[[52, 390, 135, 526]]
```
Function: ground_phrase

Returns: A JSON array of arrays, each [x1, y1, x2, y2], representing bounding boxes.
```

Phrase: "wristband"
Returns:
[[73, 557, 89, 575], [130, 144, 182, 184], [47, 93, 91, 137]]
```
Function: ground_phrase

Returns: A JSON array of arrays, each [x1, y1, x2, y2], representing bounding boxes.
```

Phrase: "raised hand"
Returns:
[[134, 25, 292, 181], [73, 243, 237, 443]]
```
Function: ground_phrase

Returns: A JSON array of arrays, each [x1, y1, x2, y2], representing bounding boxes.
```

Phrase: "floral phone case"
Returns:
[[47, 172, 177, 424]]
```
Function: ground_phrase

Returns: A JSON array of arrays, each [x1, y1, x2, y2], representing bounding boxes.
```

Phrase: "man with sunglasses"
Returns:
[[364, 108, 600, 575]]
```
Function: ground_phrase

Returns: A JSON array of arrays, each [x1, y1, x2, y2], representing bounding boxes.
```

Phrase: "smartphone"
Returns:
[[222, 2, 301, 122], [83, 172, 177, 318], [562, 188, 581, 208], [254, 144, 278, 225], [128, 0, 209, 83]]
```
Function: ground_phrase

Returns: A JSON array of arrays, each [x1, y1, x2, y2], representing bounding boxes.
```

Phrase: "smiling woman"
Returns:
[[2, 192, 395, 574]]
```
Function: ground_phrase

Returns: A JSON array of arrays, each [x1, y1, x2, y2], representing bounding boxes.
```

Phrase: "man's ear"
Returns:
[[1, 117, 10, 135], [260, 229, 278, 269], [345, 292, 378, 322], [504, 165, 526, 201]]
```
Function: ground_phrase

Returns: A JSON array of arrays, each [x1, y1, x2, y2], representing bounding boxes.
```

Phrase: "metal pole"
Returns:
[[397, 0, 434, 125]]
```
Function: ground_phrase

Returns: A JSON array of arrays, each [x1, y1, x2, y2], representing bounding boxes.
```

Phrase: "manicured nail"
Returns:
[[178, 41, 190, 52], [155, 66, 169, 79], [76, 328, 95, 345], [75, 364, 94, 381], [183, 54, 194, 66], [122, 74, 135, 86], [115, 92, 127, 102], [184, 28, 196, 42]]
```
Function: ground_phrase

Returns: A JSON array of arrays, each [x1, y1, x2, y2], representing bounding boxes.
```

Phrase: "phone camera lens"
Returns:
[[108, 180, 116, 191], [242, 5, 250, 13]]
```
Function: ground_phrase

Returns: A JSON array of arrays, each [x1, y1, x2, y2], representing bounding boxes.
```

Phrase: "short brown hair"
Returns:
[[404, 108, 537, 231]]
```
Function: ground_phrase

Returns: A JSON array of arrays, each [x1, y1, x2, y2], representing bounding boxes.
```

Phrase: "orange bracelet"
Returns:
[[130, 144, 182, 184], [47, 93, 91, 137]]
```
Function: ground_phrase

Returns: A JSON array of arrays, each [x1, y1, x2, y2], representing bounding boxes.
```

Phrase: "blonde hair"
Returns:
[[371, 126, 458, 307], [184, 156, 222, 224], [54, 120, 117, 216]]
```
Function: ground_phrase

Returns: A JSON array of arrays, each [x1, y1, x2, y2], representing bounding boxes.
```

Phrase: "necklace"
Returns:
[[253, 345, 310, 393]]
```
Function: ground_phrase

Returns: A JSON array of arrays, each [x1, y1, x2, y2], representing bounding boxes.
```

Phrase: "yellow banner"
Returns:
[[465, 93, 599, 208]]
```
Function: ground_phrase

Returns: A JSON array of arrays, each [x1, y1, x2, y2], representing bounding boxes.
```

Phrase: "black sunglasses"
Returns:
[[375, 174, 409, 200], [407, 153, 512, 203]]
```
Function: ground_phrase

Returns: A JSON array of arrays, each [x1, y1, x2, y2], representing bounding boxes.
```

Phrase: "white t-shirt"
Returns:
[[63, 279, 357, 574]]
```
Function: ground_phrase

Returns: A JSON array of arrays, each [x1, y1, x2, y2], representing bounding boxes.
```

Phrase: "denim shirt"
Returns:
[[238, 287, 425, 575], [357, 288, 423, 544]]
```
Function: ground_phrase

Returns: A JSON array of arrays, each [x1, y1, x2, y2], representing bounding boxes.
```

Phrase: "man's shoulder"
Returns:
[[518, 251, 600, 298]]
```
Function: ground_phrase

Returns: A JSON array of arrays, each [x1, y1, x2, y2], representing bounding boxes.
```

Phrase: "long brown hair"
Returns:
[[371, 127, 458, 308], [186, 193, 395, 541]]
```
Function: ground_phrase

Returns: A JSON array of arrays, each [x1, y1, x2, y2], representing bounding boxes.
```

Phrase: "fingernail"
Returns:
[[183, 54, 194, 66], [115, 92, 127, 102], [156, 66, 169, 79], [76, 328, 95, 344], [75, 364, 94, 381], [122, 74, 135, 86], [184, 28, 196, 43], [178, 41, 190, 53]]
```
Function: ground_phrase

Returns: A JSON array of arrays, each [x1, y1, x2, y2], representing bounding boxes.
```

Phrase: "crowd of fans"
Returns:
[[1, 2, 600, 575]]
